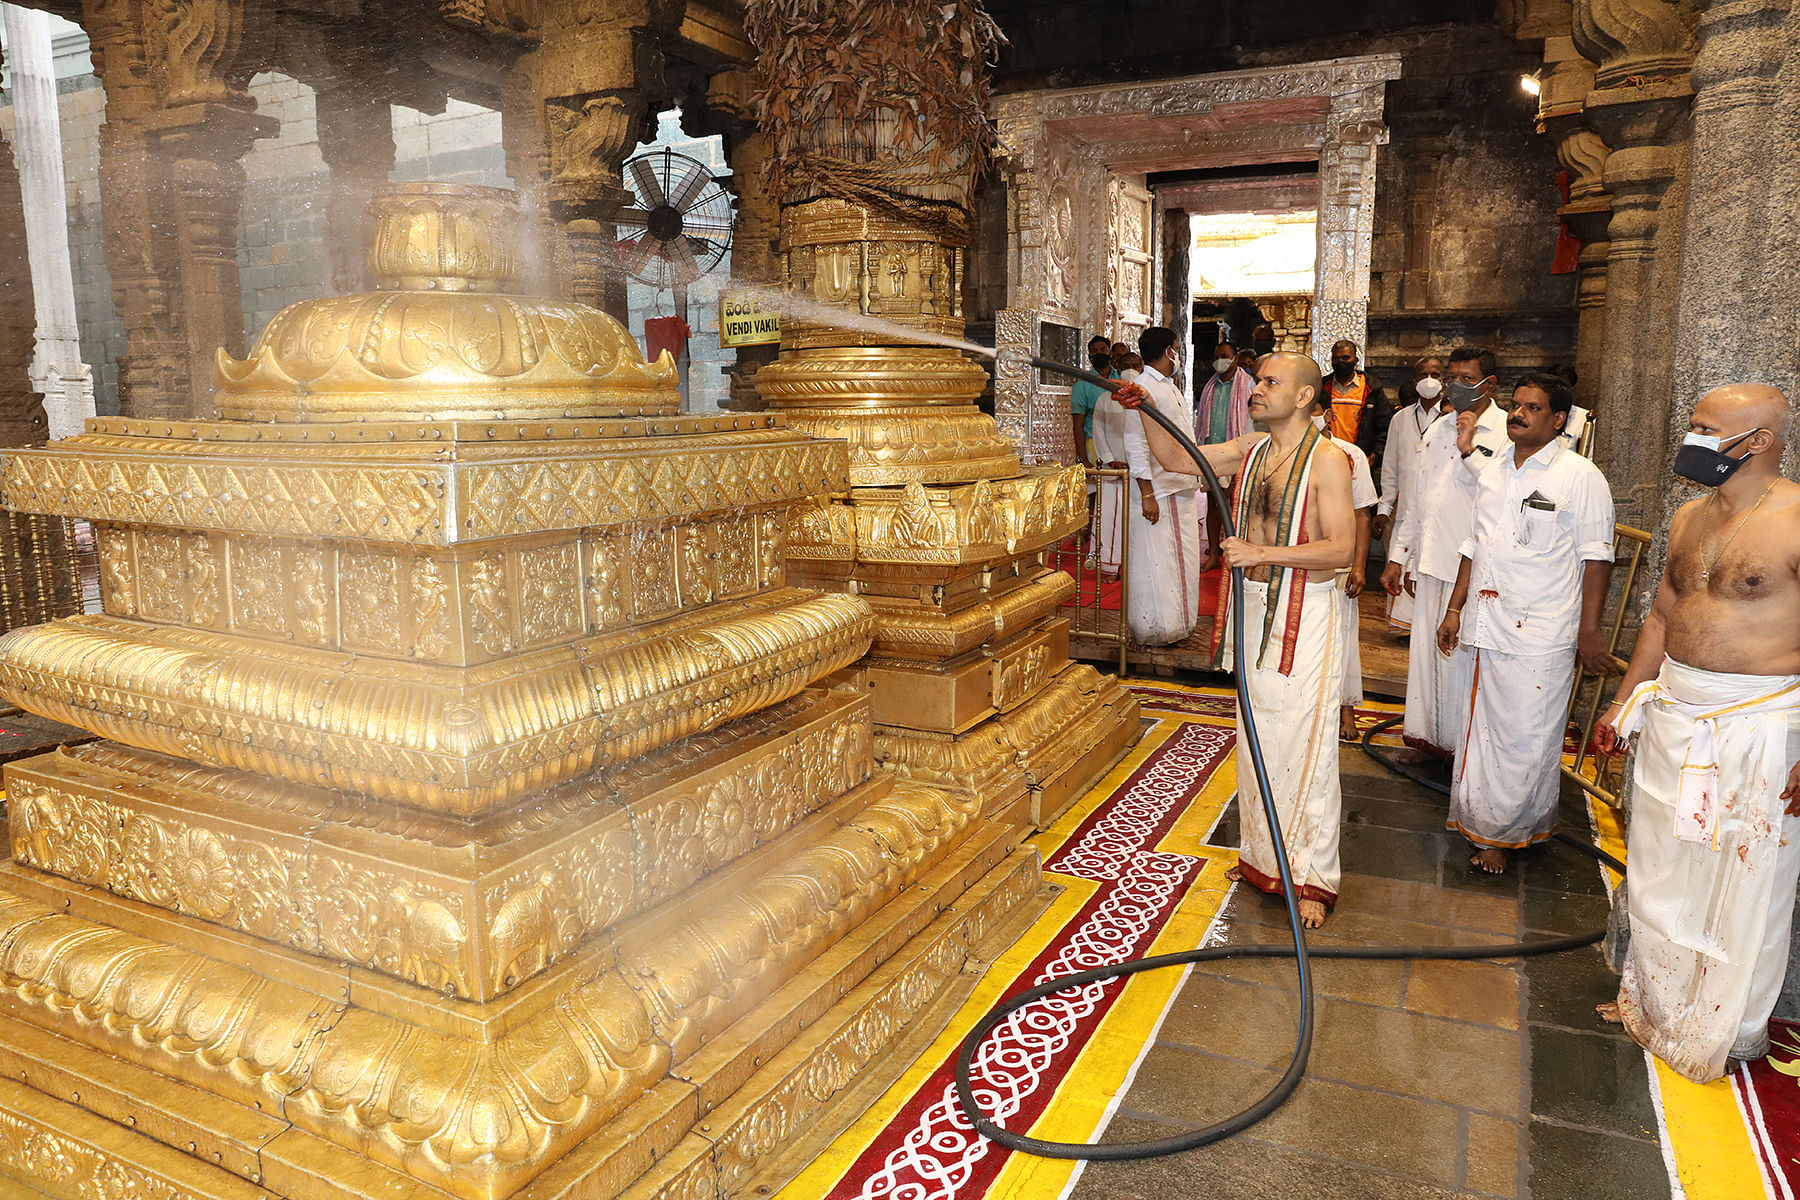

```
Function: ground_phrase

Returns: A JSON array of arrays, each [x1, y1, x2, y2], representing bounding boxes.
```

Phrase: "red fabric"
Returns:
[[1552, 169, 1581, 274], [1052, 542, 1221, 618], [643, 316, 691, 365], [1735, 1017, 1800, 1191]]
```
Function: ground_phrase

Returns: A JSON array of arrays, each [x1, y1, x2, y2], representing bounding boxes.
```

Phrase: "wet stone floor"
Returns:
[[1069, 744, 1671, 1200]]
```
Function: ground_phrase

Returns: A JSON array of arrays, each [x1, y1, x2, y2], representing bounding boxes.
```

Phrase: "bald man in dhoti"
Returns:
[[1595, 383, 1800, 1082], [1119, 350, 1356, 928], [1435, 374, 1615, 875]]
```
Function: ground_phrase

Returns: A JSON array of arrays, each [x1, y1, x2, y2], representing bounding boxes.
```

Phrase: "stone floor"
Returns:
[[1068, 743, 1672, 1200]]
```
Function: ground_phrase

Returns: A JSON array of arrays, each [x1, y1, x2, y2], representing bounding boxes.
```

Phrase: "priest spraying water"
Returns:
[[1117, 350, 1356, 928], [1594, 383, 1800, 1081]]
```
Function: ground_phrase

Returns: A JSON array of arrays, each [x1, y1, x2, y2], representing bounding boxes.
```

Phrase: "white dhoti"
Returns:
[[1126, 490, 1200, 645], [1338, 576, 1363, 708], [1230, 580, 1344, 908], [1448, 646, 1575, 849], [1094, 475, 1125, 576], [1615, 658, 1800, 1082], [1402, 573, 1463, 756], [1387, 587, 1414, 632]]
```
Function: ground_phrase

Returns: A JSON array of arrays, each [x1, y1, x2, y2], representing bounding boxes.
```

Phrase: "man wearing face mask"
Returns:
[[1592, 383, 1800, 1083], [1070, 334, 1114, 470], [1376, 356, 1449, 632], [1324, 340, 1391, 469], [1435, 375, 1615, 875], [1196, 340, 1254, 572], [1117, 327, 1203, 645], [1382, 346, 1508, 760]]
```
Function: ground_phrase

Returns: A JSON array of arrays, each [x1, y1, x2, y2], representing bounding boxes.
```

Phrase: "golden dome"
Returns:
[[216, 183, 679, 422]]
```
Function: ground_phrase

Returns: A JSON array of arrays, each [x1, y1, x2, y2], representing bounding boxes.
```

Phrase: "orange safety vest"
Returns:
[[1327, 373, 1373, 444]]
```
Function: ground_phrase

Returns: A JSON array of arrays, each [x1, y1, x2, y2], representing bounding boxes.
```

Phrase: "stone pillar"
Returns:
[[704, 68, 781, 412], [1664, 0, 1800, 483], [0, 63, 47, 449], [315, 82, 396, 296], [1, 4, 94, 439], [1390, 109, 1456, 313], [1161, 205, 1191, 397], [504, 1, 681, 321], [1571, 0, 1695, 530], [80, 0, 272, 421], [1538, 36, 1613, 407], [1312, 85, 1389, 366]]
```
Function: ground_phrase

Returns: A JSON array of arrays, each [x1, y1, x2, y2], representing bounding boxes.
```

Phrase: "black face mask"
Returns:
[[1446, 379, 1487, 412], [1090, 352, 1112, 372], [1332, 362, 1356, 381], [1672, 428, 1764, 487]]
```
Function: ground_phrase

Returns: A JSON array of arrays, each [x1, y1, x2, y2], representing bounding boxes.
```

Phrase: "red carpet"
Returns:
[[1051, 541, 1223, 617]]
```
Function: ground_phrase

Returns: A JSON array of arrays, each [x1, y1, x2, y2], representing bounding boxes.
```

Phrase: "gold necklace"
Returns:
[[1700, 479, 1779, 583]]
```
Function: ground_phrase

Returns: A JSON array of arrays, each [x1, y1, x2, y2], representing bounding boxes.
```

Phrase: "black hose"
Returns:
[[950, 360, 1619, 1161]]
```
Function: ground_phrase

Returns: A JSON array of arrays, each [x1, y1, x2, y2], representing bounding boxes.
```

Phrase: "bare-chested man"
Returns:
[[1593, 383, 1800, 1082], [1118, 352, 1356, 927]]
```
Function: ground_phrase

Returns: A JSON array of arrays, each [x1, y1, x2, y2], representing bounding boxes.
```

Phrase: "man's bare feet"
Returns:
[[1225, 865, 1243, 882], [1298, 899, 1328, 929], [1470, 847, 1508, 875], [1596, 1000, 1623, 1025], [1339, 710, 1360, 742], [1390, 747, 1432, 764]]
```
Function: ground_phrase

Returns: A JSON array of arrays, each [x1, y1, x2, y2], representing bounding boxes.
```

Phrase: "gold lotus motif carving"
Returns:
[[215, 183, 677, 422]]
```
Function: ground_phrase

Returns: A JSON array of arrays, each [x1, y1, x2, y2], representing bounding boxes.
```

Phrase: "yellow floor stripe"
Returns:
[[1583, 782, 1768, 1198], [778, 693, 1194, 1196]]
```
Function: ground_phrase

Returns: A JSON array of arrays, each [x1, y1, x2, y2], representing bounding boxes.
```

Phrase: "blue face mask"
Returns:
[[1673, 428, 1763, 487]]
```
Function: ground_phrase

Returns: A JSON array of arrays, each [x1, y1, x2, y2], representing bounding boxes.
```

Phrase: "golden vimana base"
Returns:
[[0, 183, 1070, 1200]]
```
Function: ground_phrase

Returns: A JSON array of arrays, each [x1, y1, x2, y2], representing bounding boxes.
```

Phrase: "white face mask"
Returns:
[[1214, 358, 1234, 376], [1414, 377, 1443, 400]]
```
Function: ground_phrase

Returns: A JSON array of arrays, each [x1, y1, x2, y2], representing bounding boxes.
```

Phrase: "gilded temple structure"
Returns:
[[747, 3, 1140, 829], [0, 183, 1044, 1200]]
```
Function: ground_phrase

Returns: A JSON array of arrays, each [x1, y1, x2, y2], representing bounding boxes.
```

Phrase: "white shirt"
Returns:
[[1378, 400, 1445, 519], [1390, 400, 1508, 584], [1331, 434, 1379, 510], [1093, 385, 1129, 466], [1123, 364, 1201, 500], [1459, 439, 1615, 655]]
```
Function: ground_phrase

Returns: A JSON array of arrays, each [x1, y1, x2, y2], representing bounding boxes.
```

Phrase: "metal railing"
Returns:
[[1561, 522, 1653, 806], [1060, 467, 1132, 676]]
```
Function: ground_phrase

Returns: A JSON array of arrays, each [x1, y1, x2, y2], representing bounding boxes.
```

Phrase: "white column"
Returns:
[[1311, 84, 1389, 367], [2, 4, 94, 438]]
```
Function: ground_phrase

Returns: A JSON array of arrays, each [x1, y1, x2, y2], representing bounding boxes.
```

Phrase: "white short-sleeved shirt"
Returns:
[[1330, 434, 1379, 510], [1390, 401, 1508, 584], [1458, 439, 1616, 656], [1121, 365, 1201, 500]]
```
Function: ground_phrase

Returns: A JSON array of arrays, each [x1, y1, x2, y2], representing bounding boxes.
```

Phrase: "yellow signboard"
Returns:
[[719, 291, 782, 347]]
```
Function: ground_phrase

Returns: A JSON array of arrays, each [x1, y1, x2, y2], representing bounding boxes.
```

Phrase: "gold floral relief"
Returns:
[[466, 550, 513, 655], [229, 537, 288, 638], [95, 524, 135, 617], [677, 521, 717, 608], [184, 533, 220, 627], [292, 546, 332, 645], [757, 510, 786, 588], [632, 523, 678, 620], [716, 512, 759, 599], [410, 556, 452, 658], [518, 542, 581, 647], [583, 527, 627, 631], [134, 530, 187, 624], [340, 550, 404, 654]]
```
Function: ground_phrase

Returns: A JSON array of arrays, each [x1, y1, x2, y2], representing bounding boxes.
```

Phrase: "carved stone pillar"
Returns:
[[506, 2, 681, 321], [705, 68, 781, 411], [1664, 0, 1800, 483], [1538, 36, 1614, 406], [315, 83, 397, 296], [80, 0, 272, 421], [1311, 86, 1389, 366], [0, 74, 46, 449], [1572, 0, 1695, 530]]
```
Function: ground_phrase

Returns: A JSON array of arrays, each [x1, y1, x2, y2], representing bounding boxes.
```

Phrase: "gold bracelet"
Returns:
[[1445, 606, 1462, 615]]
